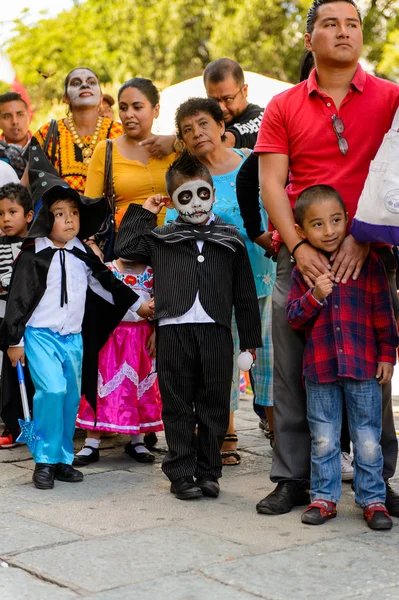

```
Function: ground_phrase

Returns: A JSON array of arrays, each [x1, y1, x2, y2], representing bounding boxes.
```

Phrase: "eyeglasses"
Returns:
[[209, 85, 244, 107], [331, 114, 349, 156]]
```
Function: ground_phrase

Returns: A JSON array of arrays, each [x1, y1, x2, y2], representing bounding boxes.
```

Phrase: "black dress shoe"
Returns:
[[54, 463, 84, 483], [170, 476, 203, 500], [33, 463, 55, 490], [125, 442, 155, 463], [73, 446, 100, 466], [196, 476, 220, 498], [385, 482, 399, 518], [256, 481, 310, 515]]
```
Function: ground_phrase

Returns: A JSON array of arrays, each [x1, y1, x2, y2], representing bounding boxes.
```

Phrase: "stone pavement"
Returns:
[[1, 397, 399, 600]]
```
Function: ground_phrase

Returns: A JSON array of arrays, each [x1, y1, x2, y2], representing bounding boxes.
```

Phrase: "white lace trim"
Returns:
[[98, 362, 139, 398], [97, 360, 158, 399], [138, 361, 157, 398]]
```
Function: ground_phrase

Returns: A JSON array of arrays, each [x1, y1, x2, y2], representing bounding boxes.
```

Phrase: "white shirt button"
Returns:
[[327, 102, 331, 107], [197, 255, 205, 263]]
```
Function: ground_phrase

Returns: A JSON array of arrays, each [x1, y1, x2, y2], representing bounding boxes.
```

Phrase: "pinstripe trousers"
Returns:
[[157, 323, 233, 481]]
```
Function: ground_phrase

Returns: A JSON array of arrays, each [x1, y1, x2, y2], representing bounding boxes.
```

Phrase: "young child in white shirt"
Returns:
[[0, 144, 151, 489]]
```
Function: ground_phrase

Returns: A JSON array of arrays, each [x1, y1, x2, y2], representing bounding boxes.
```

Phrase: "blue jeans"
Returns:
[[305, 377, 386, 507]]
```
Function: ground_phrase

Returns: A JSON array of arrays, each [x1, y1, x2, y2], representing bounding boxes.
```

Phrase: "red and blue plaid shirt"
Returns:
[[286, 250, 398, 383]]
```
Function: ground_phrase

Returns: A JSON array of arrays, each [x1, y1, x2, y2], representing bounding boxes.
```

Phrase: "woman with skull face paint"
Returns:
[[33, 67, 123, 193], [168, 98, 276, 466]]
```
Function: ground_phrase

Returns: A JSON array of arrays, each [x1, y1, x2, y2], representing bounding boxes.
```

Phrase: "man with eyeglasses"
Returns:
[[203, 58, 264, 149], [255, 0, 399, 518]]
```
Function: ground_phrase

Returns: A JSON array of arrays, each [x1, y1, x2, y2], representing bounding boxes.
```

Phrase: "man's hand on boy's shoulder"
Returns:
[[7, 346, 25, 367], [376, 363, 394, 385], [143, 194, 170, 215], [330, 235, 369, 284]]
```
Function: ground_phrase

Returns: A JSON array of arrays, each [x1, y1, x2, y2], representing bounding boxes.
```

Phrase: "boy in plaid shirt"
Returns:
[[286, 185, 398, 530]]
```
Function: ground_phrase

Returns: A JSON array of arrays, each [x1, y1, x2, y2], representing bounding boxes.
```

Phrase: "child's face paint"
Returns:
[[172, 179, 214, 225]]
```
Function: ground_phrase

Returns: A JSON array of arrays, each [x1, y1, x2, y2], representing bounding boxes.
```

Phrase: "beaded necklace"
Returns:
[[67, 116, 104, 165]]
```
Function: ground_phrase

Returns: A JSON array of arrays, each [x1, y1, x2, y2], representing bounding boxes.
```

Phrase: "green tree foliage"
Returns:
[[3, 0, 399, 122]]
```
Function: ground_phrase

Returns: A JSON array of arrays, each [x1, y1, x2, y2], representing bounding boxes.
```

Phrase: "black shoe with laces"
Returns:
[[170, 476, 203, 500], [385, 481, 399, 518], [256, 481, 310, 515]]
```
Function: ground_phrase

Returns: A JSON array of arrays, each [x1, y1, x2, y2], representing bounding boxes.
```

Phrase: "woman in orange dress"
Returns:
[[33, 67, 123, 193]]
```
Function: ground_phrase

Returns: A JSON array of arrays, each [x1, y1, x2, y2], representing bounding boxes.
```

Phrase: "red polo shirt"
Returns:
[[254, 65, 399, 225]]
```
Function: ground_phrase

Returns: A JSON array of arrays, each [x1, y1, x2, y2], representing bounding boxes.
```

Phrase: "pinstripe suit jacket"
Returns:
[[115, 205, 262, 350]]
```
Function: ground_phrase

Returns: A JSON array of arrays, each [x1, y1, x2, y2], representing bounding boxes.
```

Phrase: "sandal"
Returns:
[[221, 433, 241, 466], [265, 430, 275, 449], [125, 442, 155, 463]]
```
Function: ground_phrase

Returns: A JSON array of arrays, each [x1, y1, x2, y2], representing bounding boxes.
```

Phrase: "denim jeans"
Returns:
[[305, 377, 386, 507]]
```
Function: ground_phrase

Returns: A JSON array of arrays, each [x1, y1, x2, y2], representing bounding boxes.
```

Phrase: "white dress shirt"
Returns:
[[159, 216, 215, 327], [15, 237, 140, 345]]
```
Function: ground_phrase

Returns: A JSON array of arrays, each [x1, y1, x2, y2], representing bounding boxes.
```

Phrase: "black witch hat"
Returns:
[[27, 139, 107, 240]]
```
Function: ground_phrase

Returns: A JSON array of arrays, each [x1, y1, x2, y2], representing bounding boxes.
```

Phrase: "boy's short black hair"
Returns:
[[0, 183, 32, 215], [45, 186, 81, 209], [295, 185, 346, 227], [166, 151, 213, 197]]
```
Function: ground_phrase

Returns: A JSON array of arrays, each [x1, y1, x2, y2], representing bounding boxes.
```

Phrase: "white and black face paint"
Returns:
[[172, 180, 214, 225], [66, 69, 101, 108]]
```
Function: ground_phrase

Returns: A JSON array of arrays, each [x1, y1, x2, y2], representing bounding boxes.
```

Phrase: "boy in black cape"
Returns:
[[0, 144, 152, 489]]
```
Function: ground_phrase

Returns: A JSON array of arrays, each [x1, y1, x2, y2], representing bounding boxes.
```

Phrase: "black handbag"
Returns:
[[95, 139, 115, 262]]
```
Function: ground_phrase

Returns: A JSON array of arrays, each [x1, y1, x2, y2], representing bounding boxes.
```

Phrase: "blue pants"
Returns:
[[305, 377, 386, 507], [24, 327, 83, 465]]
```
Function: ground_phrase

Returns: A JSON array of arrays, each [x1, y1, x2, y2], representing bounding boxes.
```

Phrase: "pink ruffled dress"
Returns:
[[76, 262, 163, 434]]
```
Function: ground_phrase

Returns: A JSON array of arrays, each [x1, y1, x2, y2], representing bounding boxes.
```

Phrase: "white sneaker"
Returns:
[[341, 451, 354, 481]]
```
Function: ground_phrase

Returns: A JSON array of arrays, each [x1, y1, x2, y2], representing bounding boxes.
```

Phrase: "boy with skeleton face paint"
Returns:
[[171, 179, 214, 225], [115, 152, 262, 500]]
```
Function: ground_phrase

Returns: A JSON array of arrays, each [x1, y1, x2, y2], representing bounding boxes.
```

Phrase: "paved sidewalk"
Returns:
[[1, 397, 399, 600]]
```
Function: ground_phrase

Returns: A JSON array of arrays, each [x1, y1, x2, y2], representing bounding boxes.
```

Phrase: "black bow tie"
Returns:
[[152, 220, 244, 252]]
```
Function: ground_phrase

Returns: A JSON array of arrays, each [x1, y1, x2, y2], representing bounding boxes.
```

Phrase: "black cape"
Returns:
[[0, 240, 139, 412]]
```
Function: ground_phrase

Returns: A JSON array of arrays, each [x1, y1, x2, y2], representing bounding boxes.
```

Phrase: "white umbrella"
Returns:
[[153, 71, 293, 134]]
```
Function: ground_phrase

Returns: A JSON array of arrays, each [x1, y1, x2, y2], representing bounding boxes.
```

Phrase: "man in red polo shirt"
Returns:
[[255, 0, 399, 516]]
